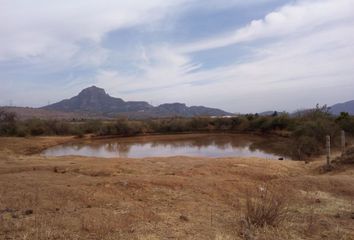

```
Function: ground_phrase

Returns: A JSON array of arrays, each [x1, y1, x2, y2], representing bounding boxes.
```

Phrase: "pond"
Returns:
[[43, 134, 289, 159]]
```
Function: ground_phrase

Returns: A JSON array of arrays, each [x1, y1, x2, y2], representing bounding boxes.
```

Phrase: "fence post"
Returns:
[[341, 130, 346, 154], [326, 135, 331, 167]]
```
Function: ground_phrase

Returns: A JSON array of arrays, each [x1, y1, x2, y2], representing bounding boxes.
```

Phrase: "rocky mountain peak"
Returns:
[[78, 86, 107, 97]]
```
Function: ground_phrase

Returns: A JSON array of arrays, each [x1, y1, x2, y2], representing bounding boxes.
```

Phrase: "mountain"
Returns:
[[42, 86, 152, 117], [289, 100, 354, 116], [42, 86, 232, 118], [330, 100, 354, 115], [145, 103, 230, 118]]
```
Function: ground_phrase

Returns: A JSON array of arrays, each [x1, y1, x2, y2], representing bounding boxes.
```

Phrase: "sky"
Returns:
[[0, 0, 354, 113]]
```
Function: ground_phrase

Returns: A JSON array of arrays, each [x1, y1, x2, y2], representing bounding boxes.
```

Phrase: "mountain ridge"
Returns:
[[330, 100, 354, 115], [41, 86, 232, 118]]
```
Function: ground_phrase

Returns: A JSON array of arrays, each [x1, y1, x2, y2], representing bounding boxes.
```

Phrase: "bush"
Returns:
[[25, 119, 47, 136], [336, 112, 354, 134], [290, 116, 340, 159], [247, 116, 272, 133], [211, 118, 233, 131], [98, 124, 116, 136], [236, 117, 251, 132], [0, 111, 17, 136], [189, 117, 210, 130], [270, 115, 292, 131], [243, 186, 289, 228], [82, 120, 103, 134], [97, 119, 146, 136], [291, 136, 321, 160], [44, 120, 71, 135], [15, 125, 29, 137], [148, 118, 192, 133]]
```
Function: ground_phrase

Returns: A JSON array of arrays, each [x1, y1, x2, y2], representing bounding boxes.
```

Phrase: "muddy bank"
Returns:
[[0, 136, 75, 155]]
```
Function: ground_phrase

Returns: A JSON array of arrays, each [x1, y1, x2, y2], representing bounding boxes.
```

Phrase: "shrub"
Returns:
[[82, 120, 103, 134], [189, 117, 210, 131], [25, 119, 46, 136], [45, 120, 71, 135], [164, 118, 191, 132], [248, 116, 271, 132], [236, 117, 251, 132], [243, 186, 289, 228], [0, 111, 17, 136], [148, 118, 192, 133], [15, 125, 29, 137], [336, 112, 354, 134], [291, 136, 321, 160], [98, 124, 116, 136], [270, 114, 292, 131], [211, 117, 233, 131], [97, 119, 146, 136], [290, 116, 340, 160]]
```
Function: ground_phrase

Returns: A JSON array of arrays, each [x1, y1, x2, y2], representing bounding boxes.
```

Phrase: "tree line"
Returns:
[[1, 106, 353, 159]]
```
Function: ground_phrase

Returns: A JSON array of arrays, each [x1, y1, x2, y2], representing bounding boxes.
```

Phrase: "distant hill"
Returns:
[[289, 100, 354, 117], [41, 86, 232, 118], [41, 86, 152, 116], [136, 103, 230, 118], [330, 100, 354, 115]]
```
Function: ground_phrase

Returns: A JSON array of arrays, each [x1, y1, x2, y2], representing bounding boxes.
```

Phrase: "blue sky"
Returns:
[[1, 0, 354, 113]]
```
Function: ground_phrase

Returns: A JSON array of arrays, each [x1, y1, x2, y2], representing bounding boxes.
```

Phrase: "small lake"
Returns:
[[43, 134, 288, 159]]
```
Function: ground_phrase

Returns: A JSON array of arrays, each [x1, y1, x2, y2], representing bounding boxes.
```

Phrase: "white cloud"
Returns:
[[183, 0, 277, 10], [186, 23, 354, 112], [0, 0, 187, 61], [95, 45, 201, 98], [95, 0, 354, 112], [0, 0, 286, 62], [1, 0, 354, 112], [179, 0, 354, 53]]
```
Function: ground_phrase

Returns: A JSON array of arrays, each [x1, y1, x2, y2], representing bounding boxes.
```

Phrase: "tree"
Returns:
[[0, 110, 16, 122], [0, 111, 17, 135]]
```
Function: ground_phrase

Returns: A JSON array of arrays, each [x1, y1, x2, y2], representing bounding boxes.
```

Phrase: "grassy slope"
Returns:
[[0, 137, 353, 240]]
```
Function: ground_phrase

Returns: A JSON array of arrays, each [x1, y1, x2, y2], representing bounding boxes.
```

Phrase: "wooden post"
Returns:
[[341, 130, 346, 154], [210, 207, 213, 227], [326, 135, 331, 167]]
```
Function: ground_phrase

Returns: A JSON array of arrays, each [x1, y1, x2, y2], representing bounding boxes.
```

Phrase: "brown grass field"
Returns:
[[0, 136, 353, 240]]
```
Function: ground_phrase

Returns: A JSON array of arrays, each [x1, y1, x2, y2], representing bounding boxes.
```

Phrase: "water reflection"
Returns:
[[43, 134, 288, 159]]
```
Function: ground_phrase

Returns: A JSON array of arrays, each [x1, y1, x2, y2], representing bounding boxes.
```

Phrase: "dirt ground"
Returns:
[[0, 136, 353, 240]]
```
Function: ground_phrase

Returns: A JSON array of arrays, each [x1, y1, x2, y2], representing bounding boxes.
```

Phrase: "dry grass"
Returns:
[[0, 136, 353, 239], [242, 184, 290, 228]]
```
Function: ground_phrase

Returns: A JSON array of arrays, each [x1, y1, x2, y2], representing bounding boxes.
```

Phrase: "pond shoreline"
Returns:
[[0, 132, 293, 159], [42, 133, 291, 159]]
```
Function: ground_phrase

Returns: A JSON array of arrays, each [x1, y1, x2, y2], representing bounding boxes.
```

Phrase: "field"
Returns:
[[0, 136, 353, 240]]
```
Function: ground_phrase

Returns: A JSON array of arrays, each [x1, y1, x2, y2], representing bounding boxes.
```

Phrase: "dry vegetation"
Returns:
[[2, 106, 354, 160], [0, 107, 91, 120], [0, 136, 353, 239]]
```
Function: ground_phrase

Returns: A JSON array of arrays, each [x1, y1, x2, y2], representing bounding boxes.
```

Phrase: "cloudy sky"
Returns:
[[1, 0, 353, 113]]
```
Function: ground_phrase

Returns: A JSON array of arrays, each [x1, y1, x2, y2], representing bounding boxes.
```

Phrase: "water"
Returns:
[[43, 134, 287, 159]]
